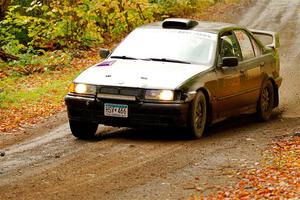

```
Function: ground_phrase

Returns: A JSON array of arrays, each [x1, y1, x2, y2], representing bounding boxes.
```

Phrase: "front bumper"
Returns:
[[65, 95, 190, 127]]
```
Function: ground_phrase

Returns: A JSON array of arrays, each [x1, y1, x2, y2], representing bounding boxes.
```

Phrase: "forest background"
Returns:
[[0, 0, 224, 75]]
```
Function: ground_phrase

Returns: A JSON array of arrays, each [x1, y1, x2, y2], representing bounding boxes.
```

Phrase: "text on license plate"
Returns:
[[104, 103, 128, 118]]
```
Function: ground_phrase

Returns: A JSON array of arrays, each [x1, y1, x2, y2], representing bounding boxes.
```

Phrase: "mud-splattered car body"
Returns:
[[65, 18, 281, 139]]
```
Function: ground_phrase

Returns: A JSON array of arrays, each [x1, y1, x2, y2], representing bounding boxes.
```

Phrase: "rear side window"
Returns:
[[250, 38, 262, 56], [234, 30, 255, 60]]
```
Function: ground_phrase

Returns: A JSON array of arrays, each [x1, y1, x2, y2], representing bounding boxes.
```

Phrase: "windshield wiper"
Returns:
[[110, 56, 191, 64], [143, 58, 191, 64], [110, 55, 138, 60]]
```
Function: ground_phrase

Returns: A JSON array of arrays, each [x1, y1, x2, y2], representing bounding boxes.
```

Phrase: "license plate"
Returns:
[[104, 103, 128, 118]]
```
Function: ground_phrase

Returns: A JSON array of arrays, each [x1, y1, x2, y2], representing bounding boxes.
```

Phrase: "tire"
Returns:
[[189, 91, 208, 138], [257, 80, 274, 121], [69, 120, 98, 139]]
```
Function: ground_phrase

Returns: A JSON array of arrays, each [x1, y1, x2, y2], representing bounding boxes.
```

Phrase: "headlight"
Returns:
[[145, 90, 174, 101], [69, 83, 96, 95]]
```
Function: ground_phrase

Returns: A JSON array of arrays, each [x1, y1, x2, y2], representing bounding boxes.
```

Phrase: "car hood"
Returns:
[[74, 59, 211, 90]]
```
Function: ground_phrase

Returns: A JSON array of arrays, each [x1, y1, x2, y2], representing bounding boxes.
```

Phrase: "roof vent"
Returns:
[[162, 18, 198, 30]]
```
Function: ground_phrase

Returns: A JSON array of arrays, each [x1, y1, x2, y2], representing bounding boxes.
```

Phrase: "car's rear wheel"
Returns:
[[189, 91, 207, 138], [69, 120, 98, 139], [257, 80, 274, 121]]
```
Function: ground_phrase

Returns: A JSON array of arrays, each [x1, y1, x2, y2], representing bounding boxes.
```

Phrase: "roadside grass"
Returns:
[[0, 50, 99, 132]]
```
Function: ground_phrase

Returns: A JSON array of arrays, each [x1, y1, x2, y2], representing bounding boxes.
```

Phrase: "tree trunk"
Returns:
[[0, 48, 19, 62], [0, 0, 11, 20]]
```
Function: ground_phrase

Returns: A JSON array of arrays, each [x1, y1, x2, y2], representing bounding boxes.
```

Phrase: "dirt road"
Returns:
[[239, 0, 300, 118], [1, 1, 300, 199]]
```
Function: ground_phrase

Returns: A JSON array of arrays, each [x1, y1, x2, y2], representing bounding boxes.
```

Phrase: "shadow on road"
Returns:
[[90, 109, 283, 142]]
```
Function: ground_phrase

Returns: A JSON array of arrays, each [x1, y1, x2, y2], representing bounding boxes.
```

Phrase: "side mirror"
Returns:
[[222, 57, 238, 67], [99, 48, 110, 59]]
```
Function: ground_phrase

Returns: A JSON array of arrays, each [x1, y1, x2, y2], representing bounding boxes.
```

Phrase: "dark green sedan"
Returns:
[[65, 18, 282, 139]]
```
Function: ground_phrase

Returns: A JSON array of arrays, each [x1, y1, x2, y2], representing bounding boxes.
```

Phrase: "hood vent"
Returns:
[[162, 18, 198, 30]]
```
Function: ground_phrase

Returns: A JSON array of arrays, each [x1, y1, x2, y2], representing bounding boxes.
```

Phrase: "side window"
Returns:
[[219, 32, 242, 61], [234, 30, 255, 60], [250, 38, 262, 56]]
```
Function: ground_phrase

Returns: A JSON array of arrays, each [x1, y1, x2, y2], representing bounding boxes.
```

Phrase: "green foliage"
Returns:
[[0, 0, 222, 76], [1, 0, 218, 52], [7, 50, 72, 76], [148, 0, 217, 18]]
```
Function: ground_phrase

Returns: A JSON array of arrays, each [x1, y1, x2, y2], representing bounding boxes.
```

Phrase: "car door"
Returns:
[[233, 30, 265, 109], [215, 31, 248, 118]]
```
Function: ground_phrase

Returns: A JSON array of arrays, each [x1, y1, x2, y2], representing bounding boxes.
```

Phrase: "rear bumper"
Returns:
[[65, 95, 190, 127]]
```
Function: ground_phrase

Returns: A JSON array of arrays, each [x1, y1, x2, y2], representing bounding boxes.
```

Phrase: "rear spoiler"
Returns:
[[250, 29, 280, 49]]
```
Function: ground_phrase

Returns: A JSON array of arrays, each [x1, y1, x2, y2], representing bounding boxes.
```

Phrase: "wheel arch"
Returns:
[[269, 78, 279, 108], [259, 73, 279, 108], [195, 87, 213, 125]]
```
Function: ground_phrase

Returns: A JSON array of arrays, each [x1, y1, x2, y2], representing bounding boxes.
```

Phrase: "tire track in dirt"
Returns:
[[0, 124, 122, 186], [2, 115, 300, 200]]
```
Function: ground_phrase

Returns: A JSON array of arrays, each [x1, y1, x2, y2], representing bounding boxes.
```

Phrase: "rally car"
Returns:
[[65, 18, 281, 139]]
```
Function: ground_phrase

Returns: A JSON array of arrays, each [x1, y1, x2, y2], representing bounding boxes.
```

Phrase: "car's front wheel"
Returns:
[[69, 120, 98, 139], [257, 80, 274, 121], [189, 91, 208, 138]]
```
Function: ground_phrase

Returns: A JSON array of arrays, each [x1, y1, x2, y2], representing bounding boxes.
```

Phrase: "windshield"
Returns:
[[111, 28, 217, 65]]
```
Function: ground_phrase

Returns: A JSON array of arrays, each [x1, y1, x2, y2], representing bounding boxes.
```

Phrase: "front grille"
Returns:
[[120, 88, 142, 96], [100, 87, 119, 94], [98, 87, 143, 99]]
